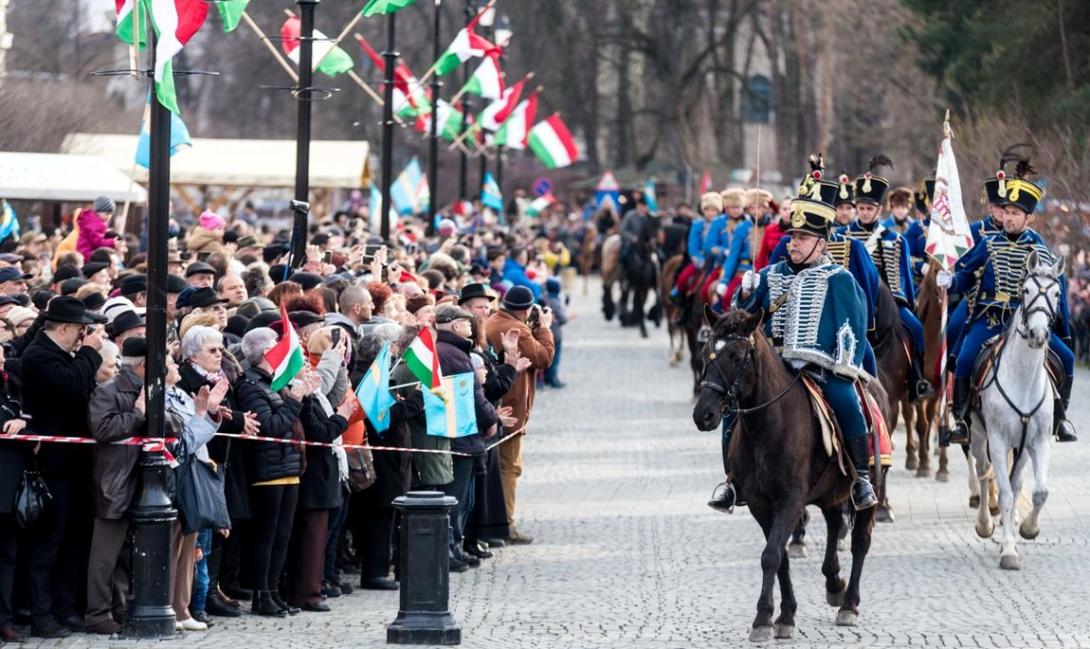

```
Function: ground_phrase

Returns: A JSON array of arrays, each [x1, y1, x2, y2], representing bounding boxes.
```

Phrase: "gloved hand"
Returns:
[[741, 270, 759, 293], [936, 271, 953, 289], [715, 282, 727, 297]]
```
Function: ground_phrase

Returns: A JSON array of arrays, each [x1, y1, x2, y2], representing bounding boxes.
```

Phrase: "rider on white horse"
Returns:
[[937, 157, 1077, 444]]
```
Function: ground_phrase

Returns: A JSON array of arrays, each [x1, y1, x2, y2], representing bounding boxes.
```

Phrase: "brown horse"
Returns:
[[692, 308, 877, 642], [868, 284, 910, 522], [599, 234, 622, 321], [578, 222, 600, 297], [661, 254, 686, 366]]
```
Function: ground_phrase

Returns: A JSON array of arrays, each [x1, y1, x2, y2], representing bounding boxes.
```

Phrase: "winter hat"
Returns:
[[4, 306, 37, 328], [94, 196, 116, 214], [720, 187, 747, 209], [199, 210, 226, 231], [438, 218, 457, 236], [699, 192, 723, 214], [502, 286, 535, 310]]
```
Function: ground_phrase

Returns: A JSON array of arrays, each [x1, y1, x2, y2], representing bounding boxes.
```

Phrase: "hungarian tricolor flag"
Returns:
[[403, 327, 441, 389], [460, 52, 504, 100], [362, 0, 417, 16], [493, 90, 537, 150], [266, 304, 305, 391], [525, 193, 555, 218], [435, 9, 494, 76], [115, 0, 148, 48], [529, 114, 579, 169], [417, 99, 464, 141], [479, 76, 526, 131], [280, 16, 354, 77], [115, 0, 209, 114], [355, 33, 430, 118], [215, 0, 247, 32]]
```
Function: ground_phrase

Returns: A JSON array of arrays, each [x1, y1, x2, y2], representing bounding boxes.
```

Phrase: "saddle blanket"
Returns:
[[801, 375, 892, 475]]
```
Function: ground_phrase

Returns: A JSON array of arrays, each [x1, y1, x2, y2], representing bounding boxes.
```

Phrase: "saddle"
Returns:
[[971, 335, 1062, 407], [800, 375, 893, 477]]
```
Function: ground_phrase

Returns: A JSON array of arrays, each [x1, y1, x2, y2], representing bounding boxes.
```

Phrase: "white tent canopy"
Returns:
[[62, 134, 371, 189], [0, 152, 147, 203]]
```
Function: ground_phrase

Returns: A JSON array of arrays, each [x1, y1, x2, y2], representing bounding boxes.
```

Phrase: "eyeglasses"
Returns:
[[204, 347, 224, 355]]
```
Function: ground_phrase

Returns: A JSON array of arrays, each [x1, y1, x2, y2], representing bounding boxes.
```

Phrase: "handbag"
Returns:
[[345, 447, 376, 492], [15, 465, 51, 528], [174, 452, 231, 535]]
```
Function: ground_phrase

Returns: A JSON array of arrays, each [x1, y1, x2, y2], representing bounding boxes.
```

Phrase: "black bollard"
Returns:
[[124, 451, 177, 638], [387, 491, 461, 645]]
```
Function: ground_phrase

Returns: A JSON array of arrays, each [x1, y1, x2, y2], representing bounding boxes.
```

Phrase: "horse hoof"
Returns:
[[976, 521, 994, 539], [749, 626, 774, 643], [905, 456, 918, 471], [786, 542, 807, 559], [969, 495, 980, 509], [835, 609, 859, 626], [915, 466, 930, 478], [773, 623, 794, 640], [935, 469, 950, 483], [826, 589, 845, 607], [1019, 522, 1040, 540], [877, 506, 895, 524], [1000, 554, 1022, 571], [989, 504, 1001, 517]]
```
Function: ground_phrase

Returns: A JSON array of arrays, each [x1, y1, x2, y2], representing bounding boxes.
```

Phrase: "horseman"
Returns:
[[619, 194, 653, 263], [698, 188, 746, 305], [937, 157, 1077, 444], [905, 177, 935, 291], [839, 154, 932, 402], [670, 192, 723, 310], [707, 172, 879, 513], [711, 188, 757, 308], [880, 186, 916, 236]]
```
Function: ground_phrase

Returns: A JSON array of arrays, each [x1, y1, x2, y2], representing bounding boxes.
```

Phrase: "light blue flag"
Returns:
[[390, 157, 428, 215], [423, 373, 478, 439], [356, 342, 397, 433], [480, 171, 503, 212], [644, 177, 658, 212], [135, 92, 192, 169], [0, 200, 19, 242]]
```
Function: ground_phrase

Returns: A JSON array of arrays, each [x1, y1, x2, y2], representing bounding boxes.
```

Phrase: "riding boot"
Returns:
[[945, 377, 972, 446], [908, 353, 933, 402], [846, 436, 877, 511], [1055, 375, 1078, 442], [708, 416, 743, 513]]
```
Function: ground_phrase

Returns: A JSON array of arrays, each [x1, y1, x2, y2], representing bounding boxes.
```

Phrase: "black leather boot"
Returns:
[[708, 417, 743, 513], [908, 353, 933, 402], [270, 592, 299, 616], [945, 377, 972, 446], [251, 591, 286, 618], [846, 436, 877, 511], [1055, 375, 1077, 442]]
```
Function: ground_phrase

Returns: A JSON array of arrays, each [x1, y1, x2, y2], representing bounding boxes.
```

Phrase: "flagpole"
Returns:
[[750, 124, 762, 266], [428, 0, 442, 236], [289, 0, 318, 270], [241, 11, 300, 82], [379, 10, 398, 243], [313, 10, 364, 72], [448, 77, 537, 150], [936, 110, 954, 439], [404, 0, 496, 97]]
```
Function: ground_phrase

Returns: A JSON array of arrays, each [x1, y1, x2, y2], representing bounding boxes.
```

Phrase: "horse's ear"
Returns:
[[703, 303, 721, 327], [1052, 254, 1065, 277], [744, 308, 766, 333], [1027, 249, 1040, 270]]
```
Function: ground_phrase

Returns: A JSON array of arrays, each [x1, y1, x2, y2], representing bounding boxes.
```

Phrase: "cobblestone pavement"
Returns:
[[23, 278, 1090, 648]]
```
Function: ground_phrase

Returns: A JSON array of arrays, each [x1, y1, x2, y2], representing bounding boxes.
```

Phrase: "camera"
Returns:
[[289, 199, 310, 214], [527, 304, 543, 328]]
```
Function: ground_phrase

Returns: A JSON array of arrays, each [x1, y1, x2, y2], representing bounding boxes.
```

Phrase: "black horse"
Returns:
[[618, 219, 661, 338]]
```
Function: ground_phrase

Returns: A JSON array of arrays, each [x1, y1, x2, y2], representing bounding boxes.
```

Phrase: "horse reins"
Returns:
[[700, 334, 802, 416]]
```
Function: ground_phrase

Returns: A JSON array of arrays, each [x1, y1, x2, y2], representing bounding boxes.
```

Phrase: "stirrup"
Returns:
[[915, 379, 934, 400], [1056, 419, 1078, 443], [946, 420, 970, 446], [850, 477, 877, 511], [708, 481, 738, 514]]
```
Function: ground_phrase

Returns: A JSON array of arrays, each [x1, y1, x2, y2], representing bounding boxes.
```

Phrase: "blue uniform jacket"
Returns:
[[880, 215, 915, 236], [839, 221, 916, 306], [702, 214, 729, 265], [736, 260, 873, 381], [905, 218, 929, 280], [949, 230, 1071, 339], [970, 215, 1003, 245], [716, 218, 753, 283], [770, 232, 880, 333], [687, 219, 707, 266]]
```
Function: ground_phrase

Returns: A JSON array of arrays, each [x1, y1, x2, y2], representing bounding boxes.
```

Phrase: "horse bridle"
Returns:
[[699, 333, 801, 415], [1015, 271, 1059, 340]]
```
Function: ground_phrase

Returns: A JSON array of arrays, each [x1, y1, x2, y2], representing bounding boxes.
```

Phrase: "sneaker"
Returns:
[[176, 617, 208, 632]]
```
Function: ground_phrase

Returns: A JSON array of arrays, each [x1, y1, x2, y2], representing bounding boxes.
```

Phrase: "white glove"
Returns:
[[741, 270, 759, 293], [936, 271, 953, 289], [715, 282, 727, 297]]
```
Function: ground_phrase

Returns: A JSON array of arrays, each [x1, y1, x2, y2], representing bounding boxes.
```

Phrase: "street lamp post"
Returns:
[[427, 0, 442, 235], [380, 11, 398, 243], [457, 1, 476, 200], [290, 0, 318, 270]]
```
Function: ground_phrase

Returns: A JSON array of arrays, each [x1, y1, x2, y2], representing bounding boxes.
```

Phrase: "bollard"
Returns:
[[387, 491, 461, 645], [124, 450, 177, 638]]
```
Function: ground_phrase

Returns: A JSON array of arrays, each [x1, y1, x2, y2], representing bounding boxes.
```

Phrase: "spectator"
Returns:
[[76, 197, 124, 261], [218, 274, 248, 308], [541, 278, 569, 388], [0, 343, 29, 644]]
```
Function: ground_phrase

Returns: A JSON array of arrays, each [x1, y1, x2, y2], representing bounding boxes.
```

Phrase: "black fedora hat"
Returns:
[[458, 282, 494, 305], [109, 310, 146, 339], [42, 296, 107, 325], [189, 287, 229, 309]]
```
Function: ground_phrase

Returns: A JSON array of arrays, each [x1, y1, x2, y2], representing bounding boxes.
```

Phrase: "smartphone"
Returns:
[[323, 250, 333, 264], [331, 328, 341, 346], [196, 251, 211, 262]]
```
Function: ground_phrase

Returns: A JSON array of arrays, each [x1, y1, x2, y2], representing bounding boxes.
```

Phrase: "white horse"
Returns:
[[971, 250, 1063, 570]]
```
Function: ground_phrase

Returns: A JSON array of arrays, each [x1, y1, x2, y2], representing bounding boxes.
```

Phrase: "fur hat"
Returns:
[[746, 188, 774, 208], [720, 187, 747, 209], [887, 186, 914, 209], [699, 192, 723, 214]]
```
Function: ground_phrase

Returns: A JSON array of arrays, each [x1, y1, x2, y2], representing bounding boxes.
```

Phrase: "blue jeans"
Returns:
[[899, 306, 925, 355], [545, 338, 563, 385], [955, 316, 1074, 379], [191, 529, 212, 613], [323, 492, 350, 582], [819, 374, 868, 441]]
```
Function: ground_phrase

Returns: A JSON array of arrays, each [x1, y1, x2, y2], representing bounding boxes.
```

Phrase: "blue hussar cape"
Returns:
[[687, 219, 707, 266], [905, 217, 929, 283], [736, 259, 873, 381], [839, 221, 916, 306], [970, 215, 1003, 245], [880, 215, 915, 236], [716, 217, 754, 283], [769, 232, 880, 334], [949, 229, 1072, 338], [702, 214, 729, 265]]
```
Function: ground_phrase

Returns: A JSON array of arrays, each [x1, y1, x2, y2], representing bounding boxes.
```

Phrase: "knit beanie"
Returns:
[[199, 210, 226, 231], [94, 196, 116, 214]]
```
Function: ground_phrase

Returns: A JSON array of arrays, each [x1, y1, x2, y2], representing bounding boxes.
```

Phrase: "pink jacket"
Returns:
[[76, 210, 117, 259]]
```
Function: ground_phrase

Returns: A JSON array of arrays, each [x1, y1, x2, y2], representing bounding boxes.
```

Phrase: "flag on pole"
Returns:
[[368, 183, 398, 232], [435, 10, 494, 76], [355, 33, 430, 117], [459, 52, 504, 100], [528, 113, 579, 169], [214, 0, 248, 32], [402, 327, 441, 389], [643, 178, 659, 211], [493, 91, 537, 150], [423, 373, 478, 438], [355, 341, 397, 433], [265, 304, 305, 391], [390, 157, 429, 215], [481, 171, 503, 212], [479, 77, 526, 131], [145, 0, 210, 113], [0, 200, 19, 242], [698, 170, 713, 195], [525, 193, 555, 218], [280, 16, 355, 77], [135, 92, 192, 168], [417, 99, 464, 141], [925, 131, 974, 271], [115, 0, 147, 48], [361, 0, 418, 17]]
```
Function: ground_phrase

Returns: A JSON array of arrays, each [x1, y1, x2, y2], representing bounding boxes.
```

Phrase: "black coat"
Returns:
[[0, 378, 28, 515], [234, 366, 303, 484], [363, 398, 419, 509], [435, 330, 498, 457], [177, 361, 251, 519], [19, 330, 102, 476], [297, 395, 348, 510]]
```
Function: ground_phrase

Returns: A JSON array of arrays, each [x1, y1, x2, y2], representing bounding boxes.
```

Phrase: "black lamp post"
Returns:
[[457, 1, 477, 200], [427, 0, 442, 235], [380, 11, 398, 243], [289, 0, 318, 270]]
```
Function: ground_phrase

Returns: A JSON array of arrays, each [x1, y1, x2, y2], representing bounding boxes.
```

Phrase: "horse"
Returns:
[[578, 222, 600, 297], [617, 227, 660, 338], [661, 253, 686, 366], [862, 284, 907, 523], [692, 308, 877, 642], [599, 233, 621, 321], [969, 251, 1062, 571]]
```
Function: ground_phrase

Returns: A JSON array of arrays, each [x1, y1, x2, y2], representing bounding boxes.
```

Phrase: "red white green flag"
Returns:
[[148, 0, 209, 114], [525, 193, 555, 218], [925, 133, 974, 271], [416, 99, 464, 141], [403, 327, 441, 389], [529, 114, 579, 169], [280, 16, 355, 77], [215, 0, 248, 32], [362, 0, 418, 16], [435, 10, 494, 76], [479, 76, 526, 131], [266, 304, 305, 391], [460, 52, 504, 100], [355, 33, 430, 118], [493, 90, 537, 150], [115, 0, 148, 48]]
